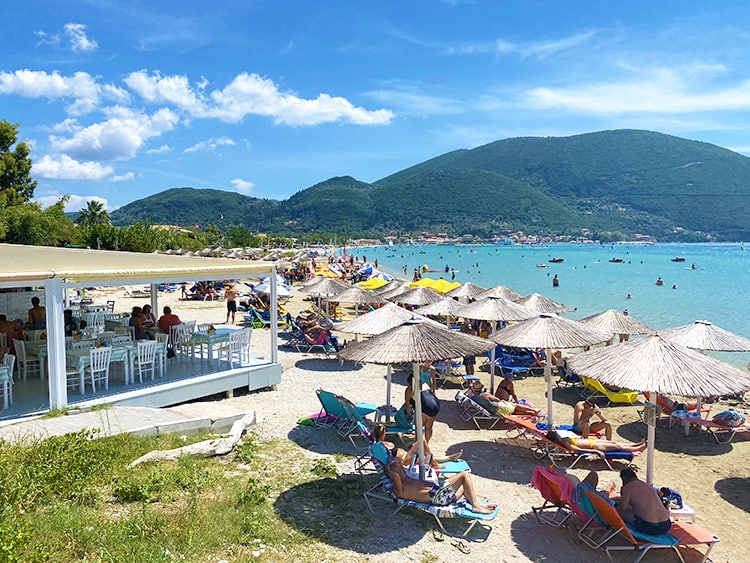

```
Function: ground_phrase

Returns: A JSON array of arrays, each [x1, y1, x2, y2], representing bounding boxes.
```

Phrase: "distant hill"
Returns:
[[111, 130, 750, 241]]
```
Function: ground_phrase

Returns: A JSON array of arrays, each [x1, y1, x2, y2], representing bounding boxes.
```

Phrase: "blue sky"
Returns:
[[5, 1, 750, 212]]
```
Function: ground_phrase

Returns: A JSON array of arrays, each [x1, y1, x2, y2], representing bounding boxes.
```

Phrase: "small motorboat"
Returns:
[[671, 257, 686, 262], [536, 264, 547, 268], [548, 258, 564, 263], [609, 258, 624, 263]]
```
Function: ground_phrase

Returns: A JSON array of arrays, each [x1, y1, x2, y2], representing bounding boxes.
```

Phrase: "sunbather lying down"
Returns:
[[546, 430, 647, 459], [385, 459, 497, 514], [372, 423, 462, 469], [468, 382, 542, 417]]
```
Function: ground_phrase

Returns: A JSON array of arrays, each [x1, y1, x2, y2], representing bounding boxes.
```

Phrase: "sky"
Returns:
[[4, 1, 750, 212]]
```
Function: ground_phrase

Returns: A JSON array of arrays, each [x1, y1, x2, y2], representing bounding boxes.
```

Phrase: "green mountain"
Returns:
[[111, 130, 750, 241]]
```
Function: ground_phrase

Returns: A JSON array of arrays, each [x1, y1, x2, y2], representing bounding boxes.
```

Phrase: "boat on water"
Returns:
[[536, 263, 547, 268], [609, 257, 624, 263], [548, 258, 564, 263], [671, 256, 686, 262]]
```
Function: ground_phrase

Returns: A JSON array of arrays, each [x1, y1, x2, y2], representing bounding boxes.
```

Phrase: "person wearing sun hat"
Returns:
[[468, 380, 541, 417]]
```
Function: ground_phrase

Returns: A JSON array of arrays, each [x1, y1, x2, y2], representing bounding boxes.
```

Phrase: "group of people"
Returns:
[[294, 310, 340, 351], [129, 305, 181, 340]]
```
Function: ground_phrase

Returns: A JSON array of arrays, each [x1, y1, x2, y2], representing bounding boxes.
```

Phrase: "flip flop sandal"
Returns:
[[432, 529, 445, 542], [451, 540, 471, 554]]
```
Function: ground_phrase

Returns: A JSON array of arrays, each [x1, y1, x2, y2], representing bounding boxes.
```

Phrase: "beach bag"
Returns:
[[166, 347, 176, 359], [658, 487, 683, 509], [712, 410, 745, 427]]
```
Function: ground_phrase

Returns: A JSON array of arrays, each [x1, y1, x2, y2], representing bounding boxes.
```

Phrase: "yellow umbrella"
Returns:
[[408, 277, 461, 294], [357, 277, 390, 290]]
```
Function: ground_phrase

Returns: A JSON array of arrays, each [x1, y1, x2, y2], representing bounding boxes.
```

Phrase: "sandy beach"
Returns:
[[82, 282, 748, 562]]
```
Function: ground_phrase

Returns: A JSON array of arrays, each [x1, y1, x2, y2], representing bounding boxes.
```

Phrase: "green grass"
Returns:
[[0, 430, 376, 562]]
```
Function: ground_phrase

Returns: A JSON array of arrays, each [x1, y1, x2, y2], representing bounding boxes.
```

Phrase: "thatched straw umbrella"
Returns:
[[578, 309, 652, 343], [414, 297, 466, 328], [379, 284, 411, 301], [339, 318, 494, 479], [299, 277, 350, 319], [373, 280, 403, 295], [516, 293, 569, 314], [490, 314, 611, 430], [334, 304, 443, 422], [474, 284, 524, 302], [326, 286, 385, 316], [391, 286, 443, 306], [445, 282, 486, 300], [455, 296, 537, 393], [566, 334, 750, 484], [660, 320, 750, 352]]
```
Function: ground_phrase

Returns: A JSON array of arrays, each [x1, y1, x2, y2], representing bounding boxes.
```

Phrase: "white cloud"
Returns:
[[34, 155, 113, 180], [146, 144, 172, 154], [210, 73, 395, 125], [184, 136, 235, 153], [110, 172, 135, 182], [124, 70, 206, 113], [35, 192, 109, 212], [231, 178, 255, 194], [64, 23, 98, 53], [49, 107, 179, 161], [365, 86, 462, 117], [0, 69, 128, 115]]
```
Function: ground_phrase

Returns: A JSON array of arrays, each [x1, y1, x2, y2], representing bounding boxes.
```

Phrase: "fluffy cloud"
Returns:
[[110, 172, 135, 182], [33, 155, 113, 180], [64, 23, 98, 53], [0, 69, 127, 115], [35, 192, 109, 212], [124, 70, 206, 113], [49, 107, 179, 161], [231, 178, 255, 194], [146, 144, 172, 154], [184, 137, 235, 153]]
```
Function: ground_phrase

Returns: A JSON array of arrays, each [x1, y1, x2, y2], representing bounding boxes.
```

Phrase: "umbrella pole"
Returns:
[[545, 347, 554, 429], [385, 365, 393, 423], [413, 363, 426, 480], [646, 423, 655, 486], [490, 345, 496, 395]]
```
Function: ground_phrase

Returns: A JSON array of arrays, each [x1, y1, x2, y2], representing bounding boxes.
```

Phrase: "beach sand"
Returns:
[[83, 282, 748, 562]]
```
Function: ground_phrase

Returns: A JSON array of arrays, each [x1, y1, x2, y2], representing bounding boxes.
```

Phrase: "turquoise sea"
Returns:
[[355, 243, 750, 367]]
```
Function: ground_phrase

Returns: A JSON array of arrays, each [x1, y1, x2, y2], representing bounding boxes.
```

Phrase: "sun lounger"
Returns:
[[683, 417, 750, 443], [502, 414, 634, 471], [530, 465, 590, 527], [576, 484, 719, 562], [314, 389, 377, 434], [581, 375, 639, 406], [455, 391, 505, 430], [363, 445, 498, 538]]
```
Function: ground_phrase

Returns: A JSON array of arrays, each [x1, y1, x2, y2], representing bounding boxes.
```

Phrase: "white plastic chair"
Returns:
[[72, 340, 94, 351], [112, 335, 132, 346], [1, 354, 15, 410], [134, 340, 157, 383], [12, 339, 40, 381], [219, 330, 249, 369], [87, 347, 112, 393], [155, 333, 169, 377]]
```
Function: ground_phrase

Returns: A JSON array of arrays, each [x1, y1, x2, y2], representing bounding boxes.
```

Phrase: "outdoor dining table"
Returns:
[[191, 328, 234, 367]]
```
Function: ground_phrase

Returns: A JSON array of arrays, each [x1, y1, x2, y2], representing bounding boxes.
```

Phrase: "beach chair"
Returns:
[[683, 417, 750, 443], [576, 484, 719, 562], [454, 391, 505, 430], [555, 364, 582, 388], [362, 445, 498, 539], [313, 389, 377, 434], [581, 375, 639, 406], [336, 395, 414, 445], [530, 465, 590, 527], [502, 414, 634, 471]]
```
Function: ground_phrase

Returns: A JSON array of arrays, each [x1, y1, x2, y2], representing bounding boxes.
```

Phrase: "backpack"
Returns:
[[658, 487, 683, 509], [712, 410, 745, 427]]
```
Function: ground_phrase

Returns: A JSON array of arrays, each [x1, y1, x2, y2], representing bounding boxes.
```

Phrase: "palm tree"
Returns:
[[77, 200, 110, 227]]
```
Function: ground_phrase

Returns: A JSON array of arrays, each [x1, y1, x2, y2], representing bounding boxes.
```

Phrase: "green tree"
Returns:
[[76, 200, 111, 227], [0, 197, 76, 246], [0, 121, 37, 206]]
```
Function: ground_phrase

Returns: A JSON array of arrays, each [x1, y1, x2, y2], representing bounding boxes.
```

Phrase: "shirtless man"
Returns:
[[224, 285, 238, 324], [28, 296, 46, 329], [616, 468, 671, 535], [573, 399, 613, 439], [385, 459, 496, 514]]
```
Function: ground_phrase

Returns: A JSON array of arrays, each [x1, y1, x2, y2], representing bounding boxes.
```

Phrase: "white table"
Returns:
[[191, 328, 234, 367]]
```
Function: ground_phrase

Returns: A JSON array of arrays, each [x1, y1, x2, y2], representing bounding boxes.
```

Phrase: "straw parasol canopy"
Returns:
[[379, 284, 412, 301], [299, 277, 349, 296], [327, 286, 385, 306], [391, 286, 443, 306], [578, 309, 653, 338], [339, 318, 494, 480], [660, 320, 750, 352], [474, 284, 524, 302], [373, 280, 403, 295], [490, 314, 612, 429], [455, 296, 536, 323], [516, 292, 569, 314], [414, 297, 466, 328], [445, 282, 486, 300], [566, 334, 750, 485], [334, 302, 441, 336]]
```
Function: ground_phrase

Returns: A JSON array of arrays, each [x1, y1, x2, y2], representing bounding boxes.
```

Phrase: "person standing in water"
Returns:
[[552, 274, 559, 287]]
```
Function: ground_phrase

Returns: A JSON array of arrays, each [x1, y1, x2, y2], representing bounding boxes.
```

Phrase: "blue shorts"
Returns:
[[572, 421, 580, 433], [429, 481, 458, 506], [633, 516, 671, 535]]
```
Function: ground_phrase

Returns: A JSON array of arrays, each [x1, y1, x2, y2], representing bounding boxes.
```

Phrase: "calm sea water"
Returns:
[[355, 243, 750, 367]]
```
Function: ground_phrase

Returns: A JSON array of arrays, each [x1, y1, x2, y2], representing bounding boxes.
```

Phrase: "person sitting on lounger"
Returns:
[[372, 423, 462, 469], [546, 430, 647, 459], [495, 375, 519, 403], [573, 399, 613, 439], [615, 468, 671, 535], [385, 459, 497, 514], [467, 380, 541, 417], [643, 392, 699, 414]]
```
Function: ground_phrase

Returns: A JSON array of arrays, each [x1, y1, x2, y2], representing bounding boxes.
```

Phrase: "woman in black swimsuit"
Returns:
[[372, 424, 462, 468], [496, 375, 519, 403]]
